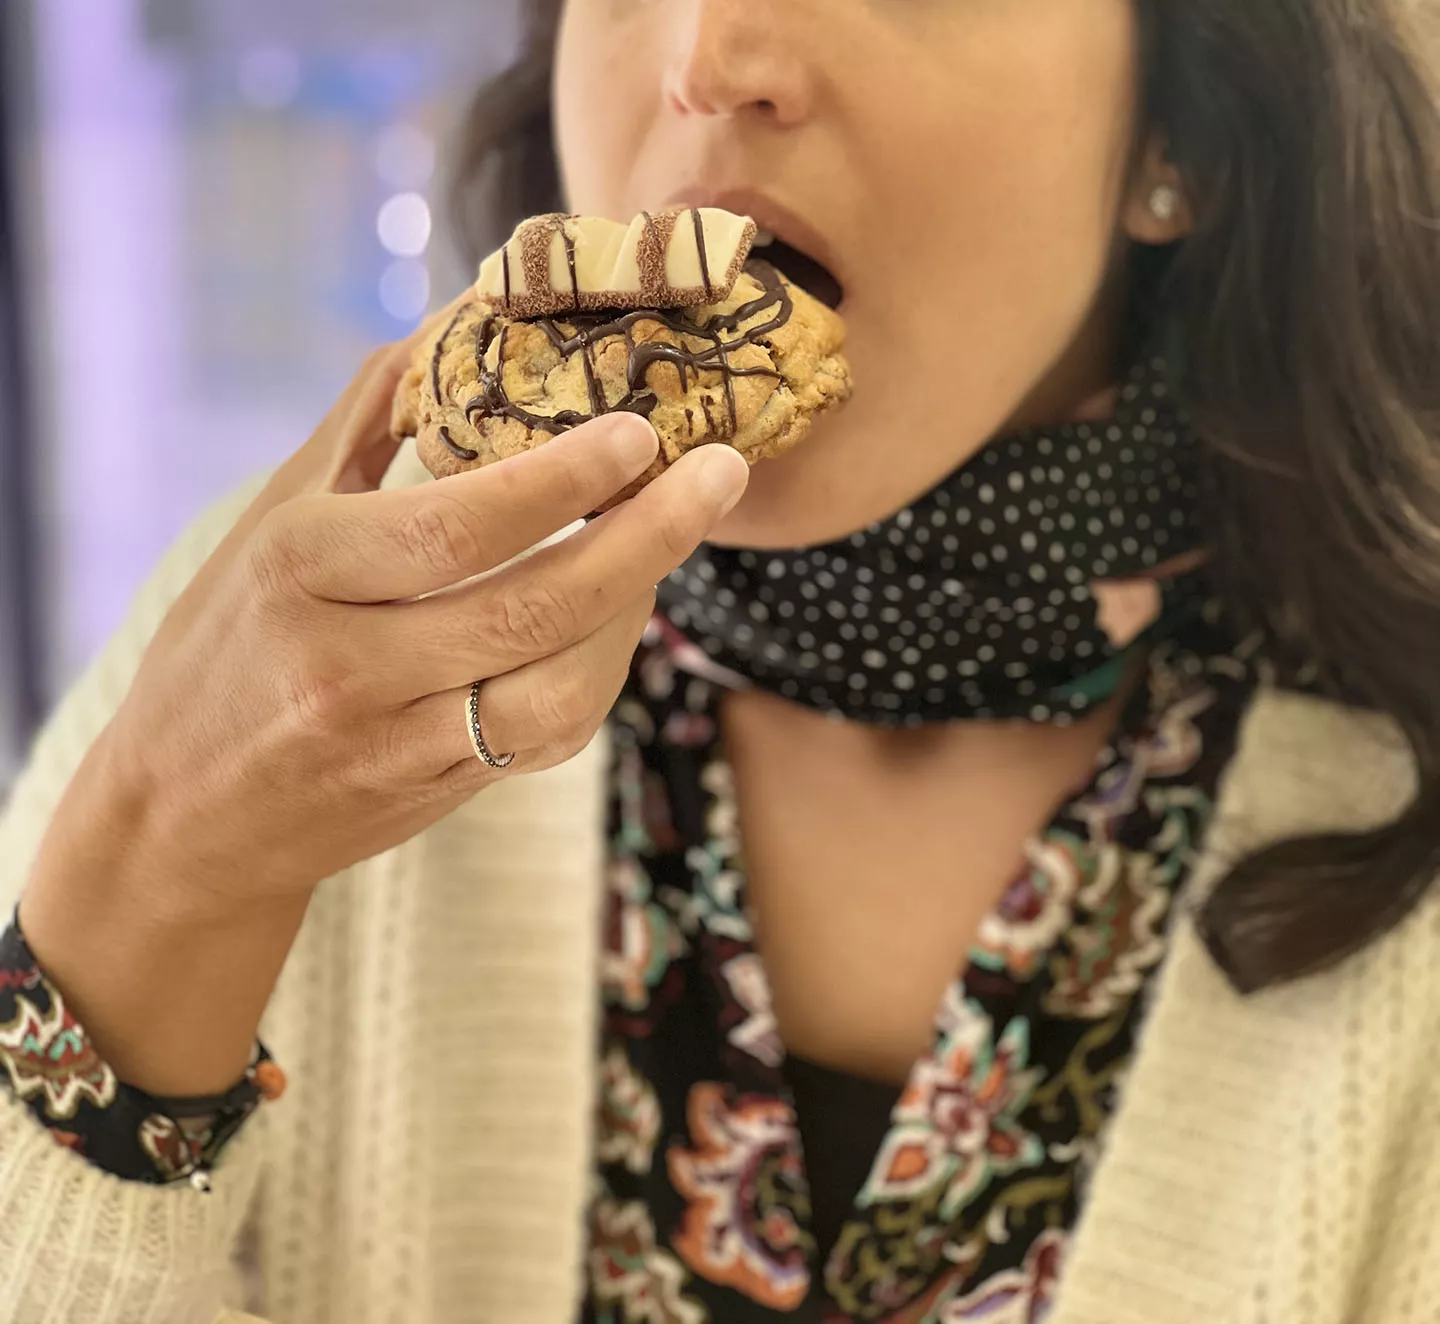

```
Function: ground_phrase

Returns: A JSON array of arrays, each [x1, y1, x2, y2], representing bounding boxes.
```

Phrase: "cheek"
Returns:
[[726, 8, 1141, 545], [859, 9, 1139, 370], [554, 5, 658, 218]]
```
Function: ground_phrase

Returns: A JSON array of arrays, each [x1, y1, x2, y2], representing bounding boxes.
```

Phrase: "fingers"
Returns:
[[222, 295, 478, 556], [384, 594, 656, 782], [266, 412, 665, 604], [350, 442, 751, 699]]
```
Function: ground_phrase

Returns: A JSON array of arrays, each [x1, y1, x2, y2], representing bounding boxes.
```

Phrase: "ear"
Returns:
[[1122, 133, 1194, 245]]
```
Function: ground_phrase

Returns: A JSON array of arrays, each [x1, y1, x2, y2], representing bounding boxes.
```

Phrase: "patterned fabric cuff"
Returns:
[[0, 912, 281, 1187]]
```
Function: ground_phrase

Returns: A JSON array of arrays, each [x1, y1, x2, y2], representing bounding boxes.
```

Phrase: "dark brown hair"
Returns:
[[447, 0, 1440, 993]]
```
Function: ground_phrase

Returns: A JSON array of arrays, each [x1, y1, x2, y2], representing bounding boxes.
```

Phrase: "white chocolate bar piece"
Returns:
[[474, 208, 757, 318]]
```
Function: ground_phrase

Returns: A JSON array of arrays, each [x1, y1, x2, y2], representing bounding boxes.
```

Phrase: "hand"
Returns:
[[19, 304, 749, 1093], [111, 308, 748, 908]]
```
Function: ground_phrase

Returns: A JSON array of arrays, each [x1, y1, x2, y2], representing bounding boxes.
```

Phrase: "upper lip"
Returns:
[[661, 186, 843, 288]]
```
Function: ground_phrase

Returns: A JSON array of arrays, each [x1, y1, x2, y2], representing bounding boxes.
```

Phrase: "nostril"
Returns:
[[663, 35, 810, 124], [667, 80, 709, 117], [666, 64, 720, 118]]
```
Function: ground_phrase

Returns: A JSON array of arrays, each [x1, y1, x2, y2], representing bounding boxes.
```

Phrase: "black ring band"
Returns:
[[467, 679, 517, 769]]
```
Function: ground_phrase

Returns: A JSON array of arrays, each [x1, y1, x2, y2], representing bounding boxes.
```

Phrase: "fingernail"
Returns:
[[695, 445, 750, 514], [609, 415, 660, 467]]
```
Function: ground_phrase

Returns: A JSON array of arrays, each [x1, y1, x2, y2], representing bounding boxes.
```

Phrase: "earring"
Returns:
[[1149, 185, 1180, 222]]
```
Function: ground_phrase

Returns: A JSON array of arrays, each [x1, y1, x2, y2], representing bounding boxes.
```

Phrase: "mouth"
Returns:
[[750, 230, 845, 311], [663, 187, 847, 311]]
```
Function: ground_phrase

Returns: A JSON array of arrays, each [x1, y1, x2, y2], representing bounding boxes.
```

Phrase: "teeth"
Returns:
[[753, 229, 776, 248]]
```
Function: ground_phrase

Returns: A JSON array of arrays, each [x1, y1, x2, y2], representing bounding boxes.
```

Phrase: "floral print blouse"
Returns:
[[585, 607, 1255, 1324], [0, 919, 276, 1186], [0, 609, 1254, 1324]]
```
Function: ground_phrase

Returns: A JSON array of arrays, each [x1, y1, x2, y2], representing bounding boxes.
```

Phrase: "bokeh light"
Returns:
[[379, 259, 430, 322], [376, 191, 432, 258]]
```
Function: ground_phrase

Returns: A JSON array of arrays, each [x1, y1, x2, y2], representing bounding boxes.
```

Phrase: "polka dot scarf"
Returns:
[[656, 354, 1206, 726]]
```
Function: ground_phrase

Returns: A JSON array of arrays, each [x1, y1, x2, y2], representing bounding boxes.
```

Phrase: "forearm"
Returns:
[[18, 730, 310, 1098]]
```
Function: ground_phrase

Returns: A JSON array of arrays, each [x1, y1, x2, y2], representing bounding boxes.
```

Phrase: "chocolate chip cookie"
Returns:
[[391, 210, 852, 502]]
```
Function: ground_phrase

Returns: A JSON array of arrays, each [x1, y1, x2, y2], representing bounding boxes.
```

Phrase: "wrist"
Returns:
[[37, 720, 310, 925], [19, 732, 311, 1097]]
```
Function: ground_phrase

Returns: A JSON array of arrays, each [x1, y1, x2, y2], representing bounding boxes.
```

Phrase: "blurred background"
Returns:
[[0, 0, 520, 790]]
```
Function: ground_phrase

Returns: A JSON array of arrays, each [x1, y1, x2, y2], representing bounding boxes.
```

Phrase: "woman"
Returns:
[[3, 1, 1439, 1321]]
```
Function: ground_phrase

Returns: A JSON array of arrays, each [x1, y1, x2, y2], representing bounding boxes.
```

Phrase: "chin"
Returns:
[[710, 362, 1049, 552], [709, 390, 953, 551], [709, 430, 862, 550]]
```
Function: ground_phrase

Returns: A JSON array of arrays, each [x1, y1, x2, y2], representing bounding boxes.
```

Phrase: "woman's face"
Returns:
[[555, 0, 1180, 548]]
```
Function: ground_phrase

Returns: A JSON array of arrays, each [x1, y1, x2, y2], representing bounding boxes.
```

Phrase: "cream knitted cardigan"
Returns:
[[2, 449, 1439, 1324]]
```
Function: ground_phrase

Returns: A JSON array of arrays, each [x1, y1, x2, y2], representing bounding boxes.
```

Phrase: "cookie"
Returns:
[[392, 258, 852, 504]]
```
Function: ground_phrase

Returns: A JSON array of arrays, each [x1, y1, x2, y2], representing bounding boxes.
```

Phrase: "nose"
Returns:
[[663, 0, 814, 126]]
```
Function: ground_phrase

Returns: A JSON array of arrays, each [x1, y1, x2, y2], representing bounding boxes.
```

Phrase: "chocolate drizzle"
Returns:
[[461, 316, 593, 436], [451, 260, 794, 443], [432, 305, 483, 460], [431, 303, 471, 403], [563, 225, 581, 312], [438, 426, 479, 462], [692, 208, 713, 301]]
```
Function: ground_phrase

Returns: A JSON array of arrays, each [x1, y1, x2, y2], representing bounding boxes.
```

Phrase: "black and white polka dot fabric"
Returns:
[[656, 355, 1205, 727]]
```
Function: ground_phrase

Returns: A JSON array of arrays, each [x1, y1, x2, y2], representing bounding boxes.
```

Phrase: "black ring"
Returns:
[[467, 679, 516, 769]]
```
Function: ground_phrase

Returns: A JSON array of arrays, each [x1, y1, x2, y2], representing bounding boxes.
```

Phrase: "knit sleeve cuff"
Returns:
[[0, 914, 277, 1185], [0, 1085, 266, 1323]]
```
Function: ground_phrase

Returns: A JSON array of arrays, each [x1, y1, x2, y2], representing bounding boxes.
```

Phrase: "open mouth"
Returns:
[[751, 230, 845, 311]]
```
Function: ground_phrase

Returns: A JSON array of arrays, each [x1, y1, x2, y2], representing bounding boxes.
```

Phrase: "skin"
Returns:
[[19, 0, 1192, 1097], [556, 0, 1189, 547], [21, 316, 750, 1095], [556, 0, 1192, 1080]]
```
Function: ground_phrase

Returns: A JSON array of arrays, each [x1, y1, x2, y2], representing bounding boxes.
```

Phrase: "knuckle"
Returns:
[[656, 508, 700, 565], [246, 510, 304, 599], [357, 718, 444, 803], [544, 442, 593, 507], [399, 498, 486, 578], [554, 721, 604, 767], [522, 735, 584, 777], [555, 439, 620, 510], [440, 754, 501, 795], [362, 712, 411, 781], [491, 581, 575, 655], [528, 661, 597, 735], [343, 744, 393, 801], [276, 642, 361, 729], [279, 668, 353, 730]]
